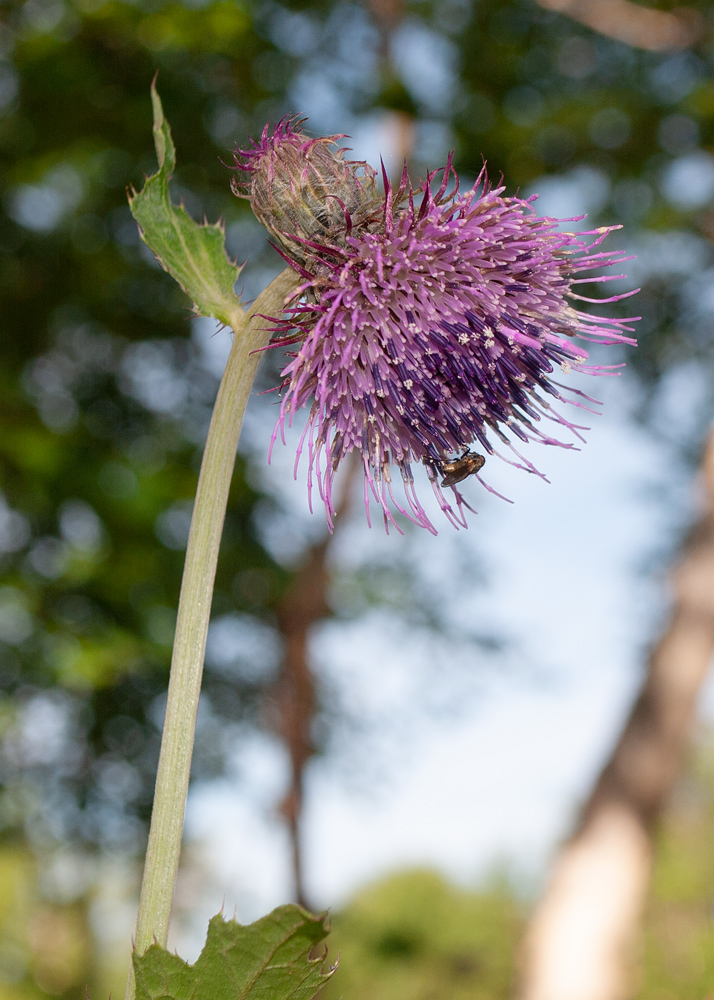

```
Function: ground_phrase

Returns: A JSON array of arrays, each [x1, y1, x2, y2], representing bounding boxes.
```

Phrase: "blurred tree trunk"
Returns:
[[271, 455, 360, 909], [517, 427, 714, 1000], [533, 0, 699, 51]]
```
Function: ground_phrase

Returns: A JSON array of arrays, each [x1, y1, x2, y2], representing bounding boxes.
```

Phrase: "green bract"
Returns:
[[129, 82, 244, 330]]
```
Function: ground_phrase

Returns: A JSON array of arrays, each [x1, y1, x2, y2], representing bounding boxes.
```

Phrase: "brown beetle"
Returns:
[[439, 449, 486, 488]]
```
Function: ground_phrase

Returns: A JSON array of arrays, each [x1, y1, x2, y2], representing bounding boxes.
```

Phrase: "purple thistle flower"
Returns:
[[242, 132, 638, 534]]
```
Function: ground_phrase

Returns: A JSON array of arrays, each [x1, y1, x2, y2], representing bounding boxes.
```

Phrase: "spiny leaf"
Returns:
[[129, 81, 244, 329], [133, 905, 335, 1000]]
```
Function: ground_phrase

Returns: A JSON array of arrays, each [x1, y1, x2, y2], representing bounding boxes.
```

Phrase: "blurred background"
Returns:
[[2, 0, 714, 996]]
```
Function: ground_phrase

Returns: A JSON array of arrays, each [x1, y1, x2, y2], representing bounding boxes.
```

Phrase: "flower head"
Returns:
[[233, 117, 383, 267], [260, 149, 637, 533]]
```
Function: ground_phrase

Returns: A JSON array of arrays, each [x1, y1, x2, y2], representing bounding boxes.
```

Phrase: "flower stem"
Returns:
[[126, 267, 299, 1000]]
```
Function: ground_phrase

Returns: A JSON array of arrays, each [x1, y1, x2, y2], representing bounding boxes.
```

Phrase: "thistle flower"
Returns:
[[237, 126, 637, 534], [232, 117, 383, 267]]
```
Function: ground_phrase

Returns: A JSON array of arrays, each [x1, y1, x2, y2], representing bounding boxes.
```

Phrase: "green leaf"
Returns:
[[133, 905, 334, 1000], [128, 82, 244, 329]]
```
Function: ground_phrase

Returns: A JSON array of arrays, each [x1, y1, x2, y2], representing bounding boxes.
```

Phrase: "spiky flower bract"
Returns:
[[258, 147, 637, 534], [233, 117, 383, 267]]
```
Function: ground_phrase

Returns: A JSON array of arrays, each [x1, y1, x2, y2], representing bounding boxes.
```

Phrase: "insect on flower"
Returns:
[[234, 120, 639, 535], [440, 450, 486, 489]]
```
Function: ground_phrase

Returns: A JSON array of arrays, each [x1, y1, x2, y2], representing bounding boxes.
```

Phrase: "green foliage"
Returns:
[[0, 842, 92, 1000], [0, 0, 290, 855], [133, 907, 333, 1000], [320, 869, 523, 1000], [639, 739, 714, 999], [129, 84, 243, 329]]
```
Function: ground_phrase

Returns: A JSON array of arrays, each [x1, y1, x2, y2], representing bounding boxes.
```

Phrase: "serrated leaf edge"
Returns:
[[133, 906, 334, 1000], [128, 81, 244, 331]]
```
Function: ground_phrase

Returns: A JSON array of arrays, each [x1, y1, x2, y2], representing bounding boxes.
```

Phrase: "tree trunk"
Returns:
[[271, 455, 360, 909], [517, 427, 714, 1000], [533, 0, 699, 51]]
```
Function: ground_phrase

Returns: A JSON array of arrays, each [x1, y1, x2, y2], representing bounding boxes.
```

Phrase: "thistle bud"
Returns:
[[233, 117, 381, 267]]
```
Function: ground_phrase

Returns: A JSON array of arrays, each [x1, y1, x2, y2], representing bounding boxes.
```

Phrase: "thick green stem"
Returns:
[[126, 268, 299, 1000]]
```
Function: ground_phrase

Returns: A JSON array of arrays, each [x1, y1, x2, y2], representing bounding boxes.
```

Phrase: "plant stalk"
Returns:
[[126, 268, 299, 1000]]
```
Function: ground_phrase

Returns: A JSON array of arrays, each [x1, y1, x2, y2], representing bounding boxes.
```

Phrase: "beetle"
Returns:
[[439, 449, 486, 488]]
